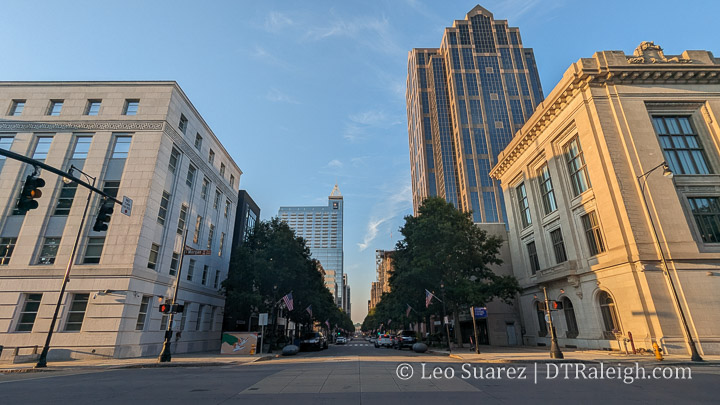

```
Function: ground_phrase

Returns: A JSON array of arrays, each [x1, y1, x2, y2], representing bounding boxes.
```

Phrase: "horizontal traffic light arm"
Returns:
[[0, 147, 121, 205]]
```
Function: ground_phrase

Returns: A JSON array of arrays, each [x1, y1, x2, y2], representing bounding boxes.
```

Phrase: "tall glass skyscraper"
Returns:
[[278, 185, 344, 309], [407, 5, 544, 223]]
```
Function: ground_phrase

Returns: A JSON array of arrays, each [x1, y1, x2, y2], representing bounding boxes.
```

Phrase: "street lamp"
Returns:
[[637, 161, 702, 362], [440, 281, 451, 353], [543, 286, 563, 359], [36, 166, 95, 368]]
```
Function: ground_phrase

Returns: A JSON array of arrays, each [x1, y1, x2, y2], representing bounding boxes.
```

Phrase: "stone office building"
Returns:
[[490, 43, 720, 355], [0, 81, 241, 360]]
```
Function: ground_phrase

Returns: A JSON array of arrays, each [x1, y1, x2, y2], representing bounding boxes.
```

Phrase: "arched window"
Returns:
[[562, 297, 579, 338], [598, 291, 620, 339], [535, 301, 547, 337]]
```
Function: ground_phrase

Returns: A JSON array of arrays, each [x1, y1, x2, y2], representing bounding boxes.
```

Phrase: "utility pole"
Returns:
[[543, 286, 564, 359], [159, 229, 189, 362]]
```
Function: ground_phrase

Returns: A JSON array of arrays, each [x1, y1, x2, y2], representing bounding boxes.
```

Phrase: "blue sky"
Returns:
[[2, 0, 718, 323]]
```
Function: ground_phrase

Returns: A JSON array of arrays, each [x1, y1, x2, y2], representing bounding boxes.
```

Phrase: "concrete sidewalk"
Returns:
[[0, 351, 274, 373], [428, 345, 720, 366]]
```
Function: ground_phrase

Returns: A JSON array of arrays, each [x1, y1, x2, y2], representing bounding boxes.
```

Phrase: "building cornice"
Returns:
[[0, 119, 164, 132], [490, 42, 720, 179]]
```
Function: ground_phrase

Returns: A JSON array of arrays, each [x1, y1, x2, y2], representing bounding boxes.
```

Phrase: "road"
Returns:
[[2, 340, 718, 404]]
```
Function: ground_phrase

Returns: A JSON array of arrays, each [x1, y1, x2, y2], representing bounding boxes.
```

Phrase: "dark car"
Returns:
[[393, 330, 417, 350], [300, 332, 328, 351]]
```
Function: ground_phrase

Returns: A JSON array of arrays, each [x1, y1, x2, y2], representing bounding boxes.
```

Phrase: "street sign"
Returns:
[[473, 307, 488, 319], [184, 246, 211, 255], [121, 196, 133, 216], [545, 314, 550, 323], [259, 313, 268, 326]]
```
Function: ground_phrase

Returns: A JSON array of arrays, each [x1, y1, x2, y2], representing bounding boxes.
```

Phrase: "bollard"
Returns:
[[652, 341, 664, 361]]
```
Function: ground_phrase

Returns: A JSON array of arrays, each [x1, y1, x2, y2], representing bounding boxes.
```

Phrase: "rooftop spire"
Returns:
[[330, 183, 342, 197]]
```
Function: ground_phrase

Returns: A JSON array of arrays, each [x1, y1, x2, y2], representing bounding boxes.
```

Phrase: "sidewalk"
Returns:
[[0, 351, 275, 373], [428, 345, 720, 366]]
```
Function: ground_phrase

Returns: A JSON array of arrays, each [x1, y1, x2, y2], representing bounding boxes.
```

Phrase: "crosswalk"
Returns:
[[338, 343, 371, 347]]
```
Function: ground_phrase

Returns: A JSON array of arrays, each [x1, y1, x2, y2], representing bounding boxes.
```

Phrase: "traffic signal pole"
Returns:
[[543, 286, 564, 359], [159, 229, 189, 362]]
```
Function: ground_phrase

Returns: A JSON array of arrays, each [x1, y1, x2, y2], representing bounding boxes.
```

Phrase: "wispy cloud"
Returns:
[[265, 87, 300, 104], [303, 14, 403, 55], [327, 159, 343, 169], [264, 11, 294, 33], [252, 45, 291, 69], [358, 180, 413, 251], [343, 109, 403, 142]]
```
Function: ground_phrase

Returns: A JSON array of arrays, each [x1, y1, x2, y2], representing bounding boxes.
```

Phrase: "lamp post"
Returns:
[[637, 161, 702, 362], [158, 229, 189, 362], [36, 166, 95, 368], [543, 286, 564, 359], [440, 281, 451, 352]]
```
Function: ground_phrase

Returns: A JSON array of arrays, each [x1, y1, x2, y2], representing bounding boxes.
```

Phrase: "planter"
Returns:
[[282, 345, 299, 356], [412, 343, 428, 353]]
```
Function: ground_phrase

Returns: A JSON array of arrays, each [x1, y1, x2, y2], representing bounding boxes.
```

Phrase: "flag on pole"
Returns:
[[282, 292, 294, 311], [425, 289, 434, 308], [325, 319, 330, 329], [406, 304, 412, 317], [306, 305, 312, 317], [388, 319, 392, 325]]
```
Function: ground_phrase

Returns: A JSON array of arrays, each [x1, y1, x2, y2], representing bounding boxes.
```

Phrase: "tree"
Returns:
[[370, 197, 520, 344]]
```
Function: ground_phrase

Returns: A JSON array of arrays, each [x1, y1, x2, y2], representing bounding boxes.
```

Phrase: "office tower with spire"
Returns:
[[407, 5, 544, 223], [278, 185, 345, 309]]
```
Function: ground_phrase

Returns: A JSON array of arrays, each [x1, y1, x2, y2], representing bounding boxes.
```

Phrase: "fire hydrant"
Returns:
[[652, 341, 664, 361]]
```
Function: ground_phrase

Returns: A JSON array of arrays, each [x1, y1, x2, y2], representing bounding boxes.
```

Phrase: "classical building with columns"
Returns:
[[490, 43, 720, 355], [0, 81, 241, 360]]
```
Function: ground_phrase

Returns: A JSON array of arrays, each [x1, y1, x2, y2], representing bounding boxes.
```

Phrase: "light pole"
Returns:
[[440, 281, 451, 352], [158, 229, 189, 362], [36, 166, 95, 368], [637, 161, 703, 362], [543, 286, 563, 359]]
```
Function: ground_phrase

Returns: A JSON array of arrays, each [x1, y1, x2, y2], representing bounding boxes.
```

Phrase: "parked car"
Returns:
[[393, 330, 418, 350], [300, 332, 328, 351], [369, 337, 377, 344], [336, 336, 347, 344], [376, 334, 393, 348]]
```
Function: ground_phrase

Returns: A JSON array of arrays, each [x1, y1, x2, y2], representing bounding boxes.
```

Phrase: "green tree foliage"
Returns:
[[223, 218, 347, 338], [362, 197, 520, 342]]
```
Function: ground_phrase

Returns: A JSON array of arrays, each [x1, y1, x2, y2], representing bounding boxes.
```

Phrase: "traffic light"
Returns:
[[93, 198, 114, 232], [159, 303, 171, 313], [16, 174, 45, 212], [171, 304, 185, 313], [550, 301, 564, 310]]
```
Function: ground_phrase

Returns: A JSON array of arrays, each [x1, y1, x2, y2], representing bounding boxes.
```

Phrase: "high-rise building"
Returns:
[[278, 185, 344, 309], [0, 81, 241, 360], [375, 249, 394, 294], [407, 5, 544, 223], [231, 190, 259, 249]]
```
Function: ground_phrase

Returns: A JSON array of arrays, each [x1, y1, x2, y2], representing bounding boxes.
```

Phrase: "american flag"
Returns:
[[305, 305, 312, 317], [325, 319, 330, 329], [406, 304, 412, 317], [425, 289, 434, 308], [282, 292, 294, 311]]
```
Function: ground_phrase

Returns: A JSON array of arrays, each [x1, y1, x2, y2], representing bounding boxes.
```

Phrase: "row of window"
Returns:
[[535, 291, 618, 340], [175, 115, 236, 188], [0, 235, 106, 266], [146, 241, 223, 287], [7, 99, 139, 117], [169, 145, 235, 194], [13, 293, 219, 333]]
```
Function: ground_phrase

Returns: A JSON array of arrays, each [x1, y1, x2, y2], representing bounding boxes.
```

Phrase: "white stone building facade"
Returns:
[[0, 81, 241, 360]]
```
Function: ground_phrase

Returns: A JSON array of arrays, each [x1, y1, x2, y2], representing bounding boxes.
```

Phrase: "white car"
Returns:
[[336, 336, 347, 344], [375, 334, 393, 348]]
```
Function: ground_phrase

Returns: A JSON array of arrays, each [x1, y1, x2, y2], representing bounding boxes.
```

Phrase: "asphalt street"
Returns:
[[2, 340, 718, 404]]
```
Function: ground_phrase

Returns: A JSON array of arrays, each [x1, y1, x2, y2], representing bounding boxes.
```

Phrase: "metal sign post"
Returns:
[[470, 306, 480, 354], [258, 313, 268, 355]]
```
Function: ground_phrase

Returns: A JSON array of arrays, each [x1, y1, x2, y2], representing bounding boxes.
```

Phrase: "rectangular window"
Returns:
[[219, 233, 225, 257], [16, 293, 43, 332], [157, 191, 170, 225], [0, 136, 14, 157], [187, 258, 196, 281], [47, 100, 63, 116], [177, 204, 188, 234], [194, 133, 202, 150], [652, 116, 712, 175], [550, 228, 567, 264], [195, 304, 204, 331], [72, 136, 92, 159], [65, 293, 89, 332], [169, 252, 180, 276], [33, 136, 53, 160], [54, 182, 77, 216], [208, 149, 215, 165], [537, 164, 557, 215], [224, 199, 231, 218], [516, 183, 531, 228], [123, 99, 139, 115], [82, 237, 105, 264], [526, 241, 540, 274], [102, 180, 120, 199], [214, 190, 221, 210], [160, 314, 168, 331], [193, 215, 203, 244], [220, 163, 225, 177], [136, 296, 150, 331], [688, 197, 720, 243], [207, 224, 214, 250], [112, 136, 131, 158], [148, 243, 160, 269], [230, 174, 235, 188], [581, 211, 606, 256], [9, 100, 25, 116], [201, 178, 209, 200], [168, 147, 180, 174], [564, 136, 591, 196], [38, 237, 61, 265], [202, 265, 208, 285], [186, 164, 196, 187], [213, 270, 220, 289], [1, 237, 17, 265], [85, 100, 101, 116], [179, 114, 188, 134]]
